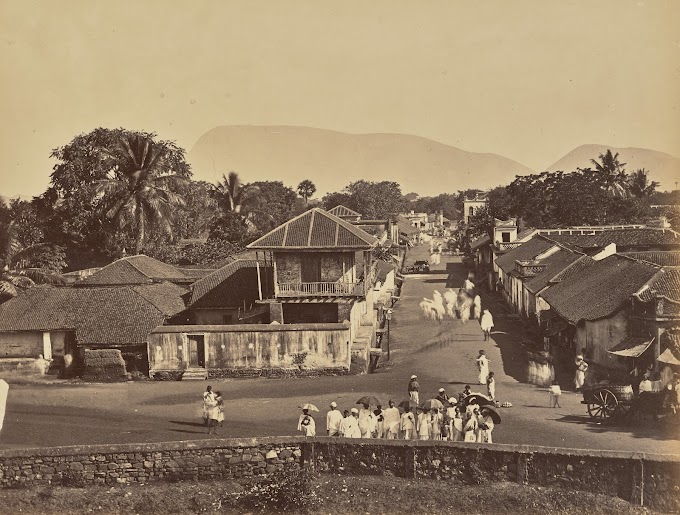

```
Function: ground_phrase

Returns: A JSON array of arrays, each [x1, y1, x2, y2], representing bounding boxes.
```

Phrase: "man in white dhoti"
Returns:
[[476, 350, 490, 384], [383, 400, 400, 439], [326, 402, 343, 436], [340, 408, 361, 438], [480, 310, 494, 341], [0, 379, 8, 436], [358, 403, 375, 438]]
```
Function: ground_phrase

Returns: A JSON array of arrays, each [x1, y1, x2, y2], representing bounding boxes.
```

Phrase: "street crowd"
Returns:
[[294, 370, 501, 444]]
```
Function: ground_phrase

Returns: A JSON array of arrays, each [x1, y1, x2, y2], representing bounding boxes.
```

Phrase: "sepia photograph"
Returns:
[[0, 1, 679, 513]]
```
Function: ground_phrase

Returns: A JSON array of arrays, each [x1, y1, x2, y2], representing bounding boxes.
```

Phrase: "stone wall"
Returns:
[[0, 438, 302, 487], [1, 438, 677, 510]]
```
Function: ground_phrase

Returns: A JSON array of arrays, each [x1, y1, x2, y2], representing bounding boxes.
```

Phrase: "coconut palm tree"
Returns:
[[95, 134, 189, 253], [0, 222, 66, 302], [212, 171, 261, 214], [590, 150, 629, 198], [628, 168, 659, 198]]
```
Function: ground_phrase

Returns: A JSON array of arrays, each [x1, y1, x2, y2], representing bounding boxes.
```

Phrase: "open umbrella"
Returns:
[[356, 395, 382, 407], [480, 405, 502, 424], [398, 399, 418, 410], [464, 394, 494, 407], [420, 398, 444, 410], [298, 403, 319, 412]]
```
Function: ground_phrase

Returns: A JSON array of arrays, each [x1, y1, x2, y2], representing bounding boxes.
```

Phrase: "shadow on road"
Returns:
[[170, 420, 205, 427]]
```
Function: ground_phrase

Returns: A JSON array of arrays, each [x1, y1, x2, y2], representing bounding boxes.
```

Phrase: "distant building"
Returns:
[[462, 192, 488, 224]]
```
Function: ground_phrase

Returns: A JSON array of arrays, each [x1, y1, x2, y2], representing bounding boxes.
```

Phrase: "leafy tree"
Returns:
[[344, 180, 406, 219], [0, 221, 66, 302], [322, 192, 358, 212], [173, 180, 218, 239], [296, 180, 316, 206], [48, 128, 192, 265], [628, 169, 659, 198], [95, 133, 189, 253], [249, 181, 299, 230], [208, 211, 251, 245]]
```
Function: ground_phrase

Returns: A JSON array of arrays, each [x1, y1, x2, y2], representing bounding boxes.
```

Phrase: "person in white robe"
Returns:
[[382, 400, 401, 439], [0, 379, 8, 436], [340, 408, 361, 438], [297, 408, 316, 437], [476, 350, 490, 384], [326, 402, 343, 436], [480, 310, 494, 341]]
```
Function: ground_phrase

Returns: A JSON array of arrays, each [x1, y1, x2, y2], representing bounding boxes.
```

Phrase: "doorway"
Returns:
[[187, 335, 205, 368]]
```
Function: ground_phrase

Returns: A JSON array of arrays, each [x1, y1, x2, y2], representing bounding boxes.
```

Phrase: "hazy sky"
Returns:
[[1, 0, 679, 197]]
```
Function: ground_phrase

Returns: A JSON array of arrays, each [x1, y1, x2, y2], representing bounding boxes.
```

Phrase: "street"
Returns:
[[1, 247, 678, 455]]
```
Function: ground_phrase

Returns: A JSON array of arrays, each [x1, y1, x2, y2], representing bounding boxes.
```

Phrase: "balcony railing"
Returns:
[[496, 242, 523, 251], [277, 281, 364, 297], [515, 260, 546, 277]]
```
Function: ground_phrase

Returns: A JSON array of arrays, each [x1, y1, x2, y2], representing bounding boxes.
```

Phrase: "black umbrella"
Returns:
[[356, 395, 382, 407], [480, 405, 502, 425], [464, 394, 494, 407]]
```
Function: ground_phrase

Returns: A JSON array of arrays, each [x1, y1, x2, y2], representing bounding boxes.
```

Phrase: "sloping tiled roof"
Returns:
[[517, 228, 537, 241], [550, 256, 596, 282], [132, 283, 189, 317], [495, 236, 556, 274], [470, 234, 491, 251], [375, 260, 396, 282], [636, 268, 680, 303], [397, 216, 419, 237], [607, 337, 654, 358], [547, 229, 680, 251], [524, 249, 584, 294], [77, 255, 187, 285], [0, 284, 185, 346], [176, 268, 215, 279], [327, 205, 361, 218], [540, 255, 660, 323], [188, 259, 271, 308], [621, 251, 680, 267], [247, 208, 378, 250]]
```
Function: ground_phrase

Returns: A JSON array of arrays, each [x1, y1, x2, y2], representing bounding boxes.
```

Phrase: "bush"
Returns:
[[223, 468, 320, 513], [153, 371, 184, 381]]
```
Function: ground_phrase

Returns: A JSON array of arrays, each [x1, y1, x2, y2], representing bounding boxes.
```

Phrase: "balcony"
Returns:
[[277, 281, 365, 297], [496, 242, 523, 252]]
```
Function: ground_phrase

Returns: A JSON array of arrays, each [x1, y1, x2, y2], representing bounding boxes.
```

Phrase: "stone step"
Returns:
[[182, 368, 208, 380]]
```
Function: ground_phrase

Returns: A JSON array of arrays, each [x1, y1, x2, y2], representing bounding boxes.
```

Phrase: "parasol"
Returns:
[[464, 394, 494, 407], [398, 399, 418, 410], [298, 403, 319, 412], [480, 405, 502, 424], [420, 398, 444, 410], [356, 395, 382, 407]]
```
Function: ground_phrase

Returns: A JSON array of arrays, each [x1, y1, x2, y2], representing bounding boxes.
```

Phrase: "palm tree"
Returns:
[[628, 169, 659, 198], [297, 179, 316, 206], [0, 222, 66, 302], [212, 171, 260, 214], [590, 150, 629, 197], [95, 134, 188, 253]]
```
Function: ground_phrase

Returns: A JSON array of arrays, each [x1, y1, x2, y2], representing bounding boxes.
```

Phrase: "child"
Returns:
[[215, 391, 224, 427], [487, 372, 496, 400], [549, 380, 562, 408]]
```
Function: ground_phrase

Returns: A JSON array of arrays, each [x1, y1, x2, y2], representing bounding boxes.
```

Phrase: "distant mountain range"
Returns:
[[188, 125, 534, 197], [546, 145, 679, 189]]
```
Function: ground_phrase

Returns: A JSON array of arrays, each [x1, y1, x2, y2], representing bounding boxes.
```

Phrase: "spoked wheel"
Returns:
[[615, 403, 632, 420], [587, 389, 618, 420]]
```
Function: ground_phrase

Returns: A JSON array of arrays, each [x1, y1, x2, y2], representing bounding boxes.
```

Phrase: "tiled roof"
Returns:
[[495, 236, 556, 274], [0, 284, 185, 346], [547, 229, 680, 251], [327, 205, 361, 218], [540, 255, 660, 323], [247, 208, 378, 250], [77, 255, 187, 285], [132, 283, 188, 317], [375, 260, 396, 282], [550, 256, 596, 282], [188, 260, 272, 308], [470, 234, 491, 251], [524, 249, 584, 294], [176, 268, 215, 279], [397, 216, 419, 237], [636, 267, 680, 303], [517, 228, 537, 240], [607, 337, 654, 358], [621, 251, 680, 267]]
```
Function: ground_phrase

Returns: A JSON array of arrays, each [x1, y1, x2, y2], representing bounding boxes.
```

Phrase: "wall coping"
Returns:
[[0, 436, 678, 463], [151, 324, 350, 334]]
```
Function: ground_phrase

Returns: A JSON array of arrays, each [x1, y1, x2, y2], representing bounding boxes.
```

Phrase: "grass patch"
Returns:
[[0, 474, 657, 515]]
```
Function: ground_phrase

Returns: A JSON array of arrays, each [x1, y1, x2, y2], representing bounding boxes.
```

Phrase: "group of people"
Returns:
[[298, 376, 498, 443], [202, 385, 225, 434]]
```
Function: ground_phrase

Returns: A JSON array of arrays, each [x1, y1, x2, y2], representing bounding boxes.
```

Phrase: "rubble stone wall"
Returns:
[[1, 437, 677, 510]]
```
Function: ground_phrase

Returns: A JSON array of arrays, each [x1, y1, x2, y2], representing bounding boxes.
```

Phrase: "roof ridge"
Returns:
[[124, 254, 185, 279]]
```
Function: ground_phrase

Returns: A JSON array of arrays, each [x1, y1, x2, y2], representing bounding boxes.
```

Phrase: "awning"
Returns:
[[607, 337, 654, 358], [657, 348, 680, 366]]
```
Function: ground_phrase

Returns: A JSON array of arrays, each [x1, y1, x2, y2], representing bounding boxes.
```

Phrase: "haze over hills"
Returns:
[[546, 145, 680, 190], [188, 125, 534, 197]]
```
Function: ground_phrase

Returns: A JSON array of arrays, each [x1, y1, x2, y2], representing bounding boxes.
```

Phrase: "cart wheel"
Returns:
[[587, 389, 618, 420], [616, 403, 632, 419]]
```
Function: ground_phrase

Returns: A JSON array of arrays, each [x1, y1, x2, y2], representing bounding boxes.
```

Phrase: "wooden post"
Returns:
[[256, 261, 263, 300]]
